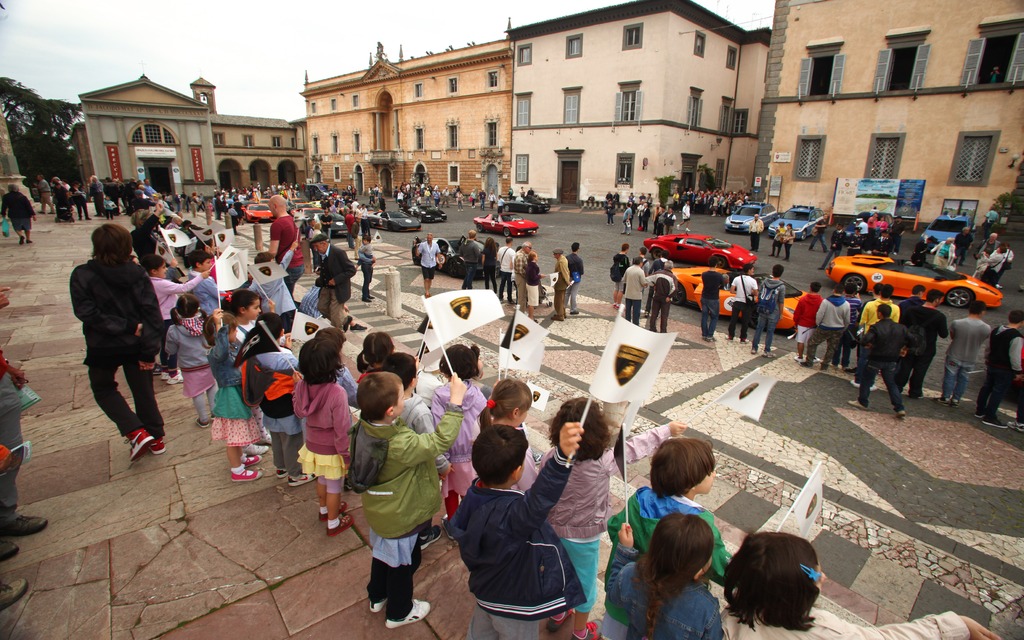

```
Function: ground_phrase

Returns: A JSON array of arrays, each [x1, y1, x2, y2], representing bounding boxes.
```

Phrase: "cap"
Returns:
[[310, 233, 329, 244], [553, 248, 564, 255]]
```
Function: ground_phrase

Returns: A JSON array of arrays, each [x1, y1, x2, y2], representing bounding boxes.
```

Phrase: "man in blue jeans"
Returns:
[[938, 300, 990, 408], [849, 303, 910, 419], [459, 230, 483, 290], [622, 256, 647, 325], [750, 264, 786, 357], [700, 267, 725, 341], [975, 309, 1024, 429]]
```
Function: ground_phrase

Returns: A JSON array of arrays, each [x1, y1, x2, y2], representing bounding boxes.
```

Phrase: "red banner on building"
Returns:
[[106, 145, 122, 181], [190, 148, 204, 182]]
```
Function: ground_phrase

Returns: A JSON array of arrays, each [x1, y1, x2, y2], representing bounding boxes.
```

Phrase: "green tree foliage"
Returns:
[[0, 77, 81, 184], [655, 175, 675, 206]]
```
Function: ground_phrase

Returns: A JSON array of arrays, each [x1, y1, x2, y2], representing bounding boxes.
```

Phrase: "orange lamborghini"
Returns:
[[825, 255, 1001, 309], [670, 266, 809, 332]]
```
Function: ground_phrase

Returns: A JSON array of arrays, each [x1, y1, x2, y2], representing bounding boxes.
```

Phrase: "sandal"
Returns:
[[327, 514, 354, 536]]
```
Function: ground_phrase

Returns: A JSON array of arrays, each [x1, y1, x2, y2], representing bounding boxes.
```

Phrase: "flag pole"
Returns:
[[569, 396, 594, 464], [621, 420, 629, 526]]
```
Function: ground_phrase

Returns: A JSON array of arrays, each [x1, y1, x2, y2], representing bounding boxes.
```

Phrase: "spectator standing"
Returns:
[[1, 185, 36, 245], [552, 249, 570, 321], [750, 264, 786, 357], [35, 175, 53, 216], [622, 256, 647, 325], [415, 233, 441, 298], [748, 214, 764, 252], [525, 251, 541, 321], [937, 301, 989, 408], [646, 261, 676, 333], [514, 241, 533, 313], [851, 303, 910, 419], [975, 309, 1024, 429], [894, 289, 948, 399], [793, 282, 824, 362], [357, 236, 376, 303], [459, 230, 483, 290], [267, 195, 304, 295], [803, 282, 851, 371], [610, 244, 631, 310], [727, 263, 757, 343], [700, 267, 726, 341], [482, 238, 498, 293], [566, 242, 584, 316], [496, 237, 516, 304]]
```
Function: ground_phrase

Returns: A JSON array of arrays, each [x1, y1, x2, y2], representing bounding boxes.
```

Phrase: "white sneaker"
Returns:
[[160, 372, 170, 381], [794, 355, 805, 362], [385, 600, 430, 629], [243, 444, 270, 456], [166, 372, 183, 385]]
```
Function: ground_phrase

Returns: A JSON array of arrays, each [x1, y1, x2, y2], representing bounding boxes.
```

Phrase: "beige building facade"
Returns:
[[755, 0, 1024, 222], [302, 42, 513, 195], [507, 1, 770, 204]]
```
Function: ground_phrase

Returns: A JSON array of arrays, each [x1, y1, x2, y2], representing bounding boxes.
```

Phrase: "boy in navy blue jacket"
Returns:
[[451, 421, 584, 638]]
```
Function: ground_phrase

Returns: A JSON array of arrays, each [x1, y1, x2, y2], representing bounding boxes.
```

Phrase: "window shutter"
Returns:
[[614, 92, 623, 122], [798, 58, 812, 98], [1007, 34, 1024, 84], [909, 44, 930, 90], [686, 97, 693, 124], [960, 39, 985, 86], [635, 90, 644, 122], [873, 49, 893, 93], [696, 99, 703, 127], [829, 54, 845, 95]]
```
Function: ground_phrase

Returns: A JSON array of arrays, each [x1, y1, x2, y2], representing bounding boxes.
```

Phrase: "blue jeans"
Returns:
[[892, 234, 902, 254], [942, 357, 975, 402], [498, 271, 514, 302], [809, 233, 827, 251], [832, 329, 856, 367], [976, 367, 1015, 420], [284, 264, 305, 296], [751, 313, 779, 352], [624, 298, 641, 325], [700, 300, 719, 338], [855, 344, 871, 384], [361, 264, 373, 300], [567, 280, 581, 313], [462, 265, 477, 289], [859, 360, 904, 412]]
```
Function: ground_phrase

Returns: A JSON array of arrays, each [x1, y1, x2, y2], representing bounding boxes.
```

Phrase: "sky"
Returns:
[[0, 0, 775, 121]]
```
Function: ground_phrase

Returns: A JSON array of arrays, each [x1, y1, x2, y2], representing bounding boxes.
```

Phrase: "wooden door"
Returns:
[[559, 161, 579, 204]]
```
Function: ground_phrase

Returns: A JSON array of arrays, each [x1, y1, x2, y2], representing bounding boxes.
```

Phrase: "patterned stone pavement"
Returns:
[[0, 215, 1021, 638]]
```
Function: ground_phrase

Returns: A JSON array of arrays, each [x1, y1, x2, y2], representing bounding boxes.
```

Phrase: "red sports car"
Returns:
[[243, 203, 273, 223], [643, 233, 757, 269], [473, 212, 539, 237]]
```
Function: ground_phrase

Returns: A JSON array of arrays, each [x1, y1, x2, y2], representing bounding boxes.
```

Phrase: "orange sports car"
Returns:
[[670, 266, 809, 332], [243, 203, 273, 223], [825, 255, 1002, 309]]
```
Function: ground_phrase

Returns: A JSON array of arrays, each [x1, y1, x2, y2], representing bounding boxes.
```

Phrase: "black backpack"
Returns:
[[347, 421, 389, 493]]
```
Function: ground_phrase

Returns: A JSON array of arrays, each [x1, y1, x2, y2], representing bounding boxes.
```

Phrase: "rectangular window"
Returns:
[[486, 122, 498, 147], [950, 133, 997, 185], [718, 102, 732, 133], [333, 166, 340, 181], [311, 137, 319, 155], [799, 54, 846, 96], [866, 135, 903, 179], [330, 98, 337, 112], [243, 134, 254, 147], [617, 89, 641, 122], [616, 154, 635, 186], [563, 92, 580, 125], [414, 83, 423, 98], [623, 24, 643, 50], [290, 137, 296, 148], [415, 128, 424, 151], [488, 70, 499, 88], [687, 95, 703, 128], [447, 124, 459, 149], [517, 44, 532, 66], [448, 77, 458, 94], [331, 134, 338, 154], [213, 132, 224, 145], [272, 136, 282, 148], [795, 136, 825, 181], [715, 159, 725, 183], [352, 94, 359, 108], [732, 109, 748, 134], [449, 165, 459, 184], [353, 132, 361, 152], [694, 32, 706, 57], [961, 35, 1024, 86], [726, 46, 738, 69], [310, 102, 316, 114], [516, 97, 531, 126], [566, 34, 583, 58], [875, 45, 931, 92], [515, 155, 529, 183]]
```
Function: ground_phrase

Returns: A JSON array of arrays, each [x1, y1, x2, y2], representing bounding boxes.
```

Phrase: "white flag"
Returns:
[[621, 399, 642, 437], [160, 227, 191, 248], [589, 315, 676, 404], [778, 462, 823, 539], [215, 248, 248, 292], [500, 310, 548, 359], [214, 229, 235, 250], [292, 312, 331, 342], [372, 230, 383, 243], [714, 369, 777, 422], [549, 272, 559, 287], [195, 221, 226, 243], [422, 289, 504, 346], [155, 241, 174, 264], [248, 261, 288, 285], [499, 345, 543, 372], [526, 382, 550, 412]]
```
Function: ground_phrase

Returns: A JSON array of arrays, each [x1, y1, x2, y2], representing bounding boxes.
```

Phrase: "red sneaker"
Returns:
[[126, 429, 154, 462], [148, 437, 166, 455], [242, 455, 261, 467], [231, 469, 262, 482]]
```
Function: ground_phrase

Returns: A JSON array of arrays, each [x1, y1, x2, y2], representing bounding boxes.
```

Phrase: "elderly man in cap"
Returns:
[[513, 240, 533, 313], [310, 233, 366, 332], [551, 248, 570, 321]]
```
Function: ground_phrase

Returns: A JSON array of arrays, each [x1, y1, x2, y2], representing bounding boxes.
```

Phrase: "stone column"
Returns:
[[0, 111, 26, 192], [374, 112, 382, 150]]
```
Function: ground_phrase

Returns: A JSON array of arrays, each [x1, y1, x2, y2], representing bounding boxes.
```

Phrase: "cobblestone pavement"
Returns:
[[0, 212, 1021, 638]]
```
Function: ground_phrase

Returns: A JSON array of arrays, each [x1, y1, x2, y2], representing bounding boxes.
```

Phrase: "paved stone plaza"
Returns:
[[0, 214, 1021, 639]]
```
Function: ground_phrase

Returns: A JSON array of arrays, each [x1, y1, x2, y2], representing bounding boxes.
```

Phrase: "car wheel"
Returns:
[[671, 283, 687, 306], [450, 257, 467, 278], [840, 273, 868, 293], [529, 206, 536, 214], [945, 287, 974, 308], [709, 255, 727, 269], [476, 223, 484, 233], [503, 227, 512, 237]]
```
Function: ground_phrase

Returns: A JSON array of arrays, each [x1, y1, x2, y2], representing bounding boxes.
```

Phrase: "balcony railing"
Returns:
[[369, 150, 400, 164]]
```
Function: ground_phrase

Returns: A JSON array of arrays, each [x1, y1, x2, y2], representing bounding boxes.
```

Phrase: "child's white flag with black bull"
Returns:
[[777, 462, 823, 539], [415, 316, 445, 370], [292, 312, 332, 342], [589, 315, 676, 404], [526, 382, 550, 412], [248, 261, 288, 285], [215, 248, 248, 292], [422, 289, 504, 345], [214, 228, 235, 250], [160, 227, 191, 248], [155, 241, 174, 264], [499, 310, 548, 359], [714, 369, 777, 422], [195, 221, 225, 242], [499, 341, 544, 373]]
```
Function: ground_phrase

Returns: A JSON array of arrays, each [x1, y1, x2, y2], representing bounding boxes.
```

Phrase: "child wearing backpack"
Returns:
[[294, 339, 353, 535], [164, 294, 215, 427], [357, 371, 466, 628], [750, 264, 787, 357]]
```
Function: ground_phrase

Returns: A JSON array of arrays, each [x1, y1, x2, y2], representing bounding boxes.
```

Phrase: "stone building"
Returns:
[[302, 41, 513, 195], [754, 0, 1024, 222], [507, 1, 770, 204], [74, 76, 306, 196]]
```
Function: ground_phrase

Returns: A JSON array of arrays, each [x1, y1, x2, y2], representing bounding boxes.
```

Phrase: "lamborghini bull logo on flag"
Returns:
[[259, 266, 273, 277], [614, 345, 649, 387], [588, 315, 675, 404], [513, 324, 528, 342], [450, 296, 472, 320], [304, 322, 319, 336]]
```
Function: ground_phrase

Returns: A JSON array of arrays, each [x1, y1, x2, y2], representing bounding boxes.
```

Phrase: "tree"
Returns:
[[0, 77, 81, 185], [697, 163, 716, 190], [655, 175, 675, 206]]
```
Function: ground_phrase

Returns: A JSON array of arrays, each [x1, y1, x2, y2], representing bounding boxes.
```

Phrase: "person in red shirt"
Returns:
[[267, 195, 304, 296], [793, 282, 824, 363]]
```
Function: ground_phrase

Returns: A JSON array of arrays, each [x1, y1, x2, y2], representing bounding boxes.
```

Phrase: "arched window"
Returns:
[[130, 124, 176, 145]]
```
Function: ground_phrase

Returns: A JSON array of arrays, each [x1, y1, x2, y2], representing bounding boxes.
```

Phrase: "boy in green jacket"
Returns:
[[358, 371, 466, 629]]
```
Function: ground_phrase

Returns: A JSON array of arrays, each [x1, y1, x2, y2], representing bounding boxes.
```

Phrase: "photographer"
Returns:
[[310, 233, 366, 332]]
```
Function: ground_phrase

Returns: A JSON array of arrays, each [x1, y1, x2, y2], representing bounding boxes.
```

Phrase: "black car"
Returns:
[[410, 235, 484, 279], [407, 204, 448, 223], [366, 210, 422, 232], [505, 195, 551, 214]]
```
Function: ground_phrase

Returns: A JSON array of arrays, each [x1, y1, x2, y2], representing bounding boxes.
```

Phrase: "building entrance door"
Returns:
[[380, 167, 392, 193], [147, 165, 173, 194], [559, 161, 579, 204], [354, 166, 364, 194], [486, 165, 498, 195]]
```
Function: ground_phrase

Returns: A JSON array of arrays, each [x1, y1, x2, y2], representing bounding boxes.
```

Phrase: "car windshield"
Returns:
[[752, 275, 802, 298], [733, 206, 762, 218], [782, 210, 811, 221], [705, 237, 732, 249], [502, 214, 524, 222], [927, 219, 969, 233], [914, 264, 967, 281]]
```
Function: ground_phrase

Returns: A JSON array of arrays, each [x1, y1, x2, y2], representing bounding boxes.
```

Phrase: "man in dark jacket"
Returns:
[[851, 303, 910, 418], [895, 289, 949, 399], [0, 185, 36, 245], [975, 309, 1024, 429], [311, 233, 365, 331], [953, 226, 974, 266]]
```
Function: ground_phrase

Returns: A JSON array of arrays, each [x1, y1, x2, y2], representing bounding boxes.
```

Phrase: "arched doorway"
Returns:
[[379, 167, 392, 193], [374, 91, 394, 151], [413, 163, 427, 185], [486, 164, 498, 195], [218, 159, 242, 190], [249, 159, 271, 187], [313, 164, 322, 183], [277, 160, 297, 185], [354, 165, 364, 195]]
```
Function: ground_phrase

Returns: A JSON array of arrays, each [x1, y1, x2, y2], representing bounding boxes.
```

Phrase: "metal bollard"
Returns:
[[384, 267, 401, 318]]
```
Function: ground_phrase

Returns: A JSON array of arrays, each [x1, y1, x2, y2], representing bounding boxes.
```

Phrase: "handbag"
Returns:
[[1, 218, 9, 238]]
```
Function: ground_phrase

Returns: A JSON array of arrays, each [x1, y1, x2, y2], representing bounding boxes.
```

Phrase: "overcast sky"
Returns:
[[0, 0, 775, 121]]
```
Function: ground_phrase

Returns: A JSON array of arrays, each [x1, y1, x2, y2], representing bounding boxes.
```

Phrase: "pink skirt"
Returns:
[[442, 461, 477, 497], [181, 366, 215, 399], [210, 416, 262, 447]]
